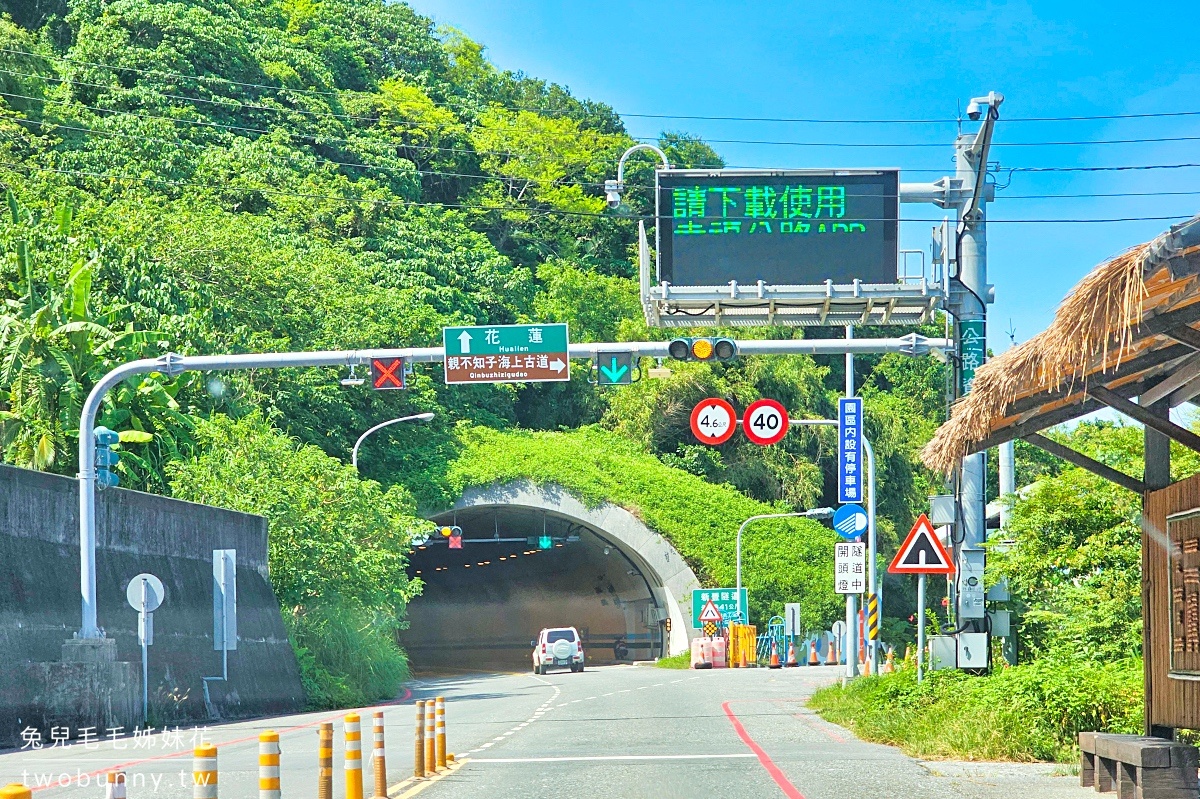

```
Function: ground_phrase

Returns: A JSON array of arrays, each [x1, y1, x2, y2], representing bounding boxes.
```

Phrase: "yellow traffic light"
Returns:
[[690, 338, 714, 360], [440, 526, 453, 537]]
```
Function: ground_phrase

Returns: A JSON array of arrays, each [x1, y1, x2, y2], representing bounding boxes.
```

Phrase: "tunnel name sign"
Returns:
[[443, 323, 570, 385], [692, 588, 747, 624]]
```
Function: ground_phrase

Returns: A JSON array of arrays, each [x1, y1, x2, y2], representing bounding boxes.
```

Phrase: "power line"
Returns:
[[634, 134, 1200, 148], [1, 158, 1194, 225]]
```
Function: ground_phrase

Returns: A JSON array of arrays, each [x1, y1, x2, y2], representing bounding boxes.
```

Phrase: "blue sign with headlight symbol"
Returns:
[[833, 503, 868, 540]]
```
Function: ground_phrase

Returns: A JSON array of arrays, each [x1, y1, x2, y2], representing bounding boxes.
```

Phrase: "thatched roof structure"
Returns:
[[922, 212, 1200, 474]]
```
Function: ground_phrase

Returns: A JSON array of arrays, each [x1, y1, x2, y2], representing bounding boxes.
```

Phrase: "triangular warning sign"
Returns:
[[698, 599, 723, 623], [888, 513, 955, 575]]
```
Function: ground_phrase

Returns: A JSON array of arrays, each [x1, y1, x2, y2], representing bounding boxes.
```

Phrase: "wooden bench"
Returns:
[[1080, 732, 1198, 799]]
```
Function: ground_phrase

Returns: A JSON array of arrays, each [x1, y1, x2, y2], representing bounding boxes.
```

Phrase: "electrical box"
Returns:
[[959, 549, 986, 619], [929, 494, 956, 526], [928, 635, 957, 670], [986, 579, 1010, 602], [988, 609, 1011, 638], [957, 632, 989, 669]]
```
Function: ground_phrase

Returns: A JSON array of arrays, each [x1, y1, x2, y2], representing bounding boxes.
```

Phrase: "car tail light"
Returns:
[[541, 643, 547, 655]]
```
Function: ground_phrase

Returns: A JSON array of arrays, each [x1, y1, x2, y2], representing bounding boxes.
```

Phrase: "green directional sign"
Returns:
[[596, 351, 633, 386], [691, 587, 748, 625], [958, 319, 985, 395], [443, 323, 570, 385]]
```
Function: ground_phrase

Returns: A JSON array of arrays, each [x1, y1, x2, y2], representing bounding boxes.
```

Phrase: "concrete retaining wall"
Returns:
[[0, 465, 303, 747]]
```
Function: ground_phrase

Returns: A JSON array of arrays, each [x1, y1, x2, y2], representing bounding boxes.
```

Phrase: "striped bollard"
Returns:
[[259, 730, 281, 799], [193, 743, 218, 799], [317, 722, 333, 799], [371, 711, 388, 798], [106, 771, 126, 799], [435, 697, 447, 770], [345, 713, 364, 799], [413, 701, 426, 779], [424, 698, 436, 776]]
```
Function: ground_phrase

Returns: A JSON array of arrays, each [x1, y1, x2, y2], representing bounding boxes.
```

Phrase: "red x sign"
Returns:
[[371, 358, 406, 390]]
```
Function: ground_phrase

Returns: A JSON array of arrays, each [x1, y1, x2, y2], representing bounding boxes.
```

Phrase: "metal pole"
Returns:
[[74, 335, 951, 638], [917, 573, 926, 683], [998, 439, 1015, 531], [351, 413, 435, 471], [140, 578, 148, 723], [864, 437, 878, 676], [845, 327, 858, 679], [736, 510, 833, 602]]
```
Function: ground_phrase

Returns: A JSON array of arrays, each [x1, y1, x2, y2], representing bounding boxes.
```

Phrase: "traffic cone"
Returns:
[[882, 646, 896, 674], [825, 639, 838, 665], [785, 639, 798, 667], [808, 641, 819, 666], [768, 639, 781, 669]]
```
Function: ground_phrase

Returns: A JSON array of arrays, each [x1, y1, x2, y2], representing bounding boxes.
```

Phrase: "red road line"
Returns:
[[721, 700, 805, 799], [26, 688, 413, 793]]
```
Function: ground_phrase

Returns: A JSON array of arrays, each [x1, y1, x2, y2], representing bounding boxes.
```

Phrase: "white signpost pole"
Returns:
[[917, 573, 927, 683]]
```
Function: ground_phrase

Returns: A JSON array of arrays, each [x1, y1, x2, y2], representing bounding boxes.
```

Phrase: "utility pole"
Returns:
[[844, 326, 858, 678]]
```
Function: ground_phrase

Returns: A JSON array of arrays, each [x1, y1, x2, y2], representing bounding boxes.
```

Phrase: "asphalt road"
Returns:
[[2, 664, 1098, 799]]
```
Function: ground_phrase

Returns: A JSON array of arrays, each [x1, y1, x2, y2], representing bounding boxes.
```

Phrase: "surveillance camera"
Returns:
[[966, 100, 982, 121], [604, 179, 622, 210]]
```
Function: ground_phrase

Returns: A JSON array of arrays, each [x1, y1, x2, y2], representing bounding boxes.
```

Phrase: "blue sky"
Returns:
[[409, 0, 1200, 353]]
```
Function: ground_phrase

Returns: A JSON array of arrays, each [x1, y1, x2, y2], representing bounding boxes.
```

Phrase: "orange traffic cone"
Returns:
[[785, 640, 798, 667], [825, 639, 838, 666], [769, 639, 782, 669], [808, 641, 819, 666], [882, 646, 896, 674]]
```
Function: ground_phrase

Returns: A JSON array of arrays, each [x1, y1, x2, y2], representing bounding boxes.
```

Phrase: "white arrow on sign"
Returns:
[[549, 358, 566, 373], [458, 330, 473, 354]]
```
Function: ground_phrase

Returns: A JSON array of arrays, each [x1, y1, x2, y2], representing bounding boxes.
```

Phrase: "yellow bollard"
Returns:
[[106, 771, 127, 799], [424, 699, 436, 776], [193, 743, 218, 799], [413, 701, 426, 779], [259, 730, 281, 799], [435, 697, 447, 770], [344, 712, 364, 799], [317, 722, 333, 799], [371, 711, 388, 799], [0, 786, 31, 799]]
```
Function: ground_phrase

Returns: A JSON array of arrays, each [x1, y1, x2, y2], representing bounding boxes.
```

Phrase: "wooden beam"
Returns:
[[1171, 376, 1200, 407], [1164, 324, 1200, 352], [1023, 433, 1146, 494], [1139, 355, 1200, 406], [1087, 384, 1200, 453]]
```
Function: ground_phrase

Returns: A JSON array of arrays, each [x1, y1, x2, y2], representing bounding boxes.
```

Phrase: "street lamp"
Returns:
[[735, 508, 835, 593], [351, 412, 435, 470], [604, 143, 670, 210]]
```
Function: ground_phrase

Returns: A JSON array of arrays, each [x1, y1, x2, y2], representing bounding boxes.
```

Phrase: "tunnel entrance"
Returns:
[[401, 482, 700, 673]]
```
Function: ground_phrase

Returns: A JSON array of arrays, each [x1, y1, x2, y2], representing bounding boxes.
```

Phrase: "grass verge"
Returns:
[[808, 657, 1142, 762], [655, 652, 692, 669]]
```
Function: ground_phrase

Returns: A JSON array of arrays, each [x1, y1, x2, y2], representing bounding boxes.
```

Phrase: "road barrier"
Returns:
[[372, 711, 388, 798], [414, 701, 426, 779], [345, 713, 364, 799], [0, 786, 30, 799], [318, 722, 333, 799], [106, 771, 127, 799], [259, 730, 281, 799], [435, 697, 448, 770], [193, 743, 218, 799], [424, 698, 436, 776]]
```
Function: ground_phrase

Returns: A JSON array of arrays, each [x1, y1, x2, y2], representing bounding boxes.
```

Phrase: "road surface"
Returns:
[[2, 664, 1095, 798]]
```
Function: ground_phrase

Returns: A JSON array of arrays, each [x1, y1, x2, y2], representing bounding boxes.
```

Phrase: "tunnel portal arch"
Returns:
[[403, 481, 700, 671]]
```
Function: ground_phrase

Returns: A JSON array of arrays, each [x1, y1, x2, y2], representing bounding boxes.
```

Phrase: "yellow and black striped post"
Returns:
[[193, 743, 218, 799], [866, 592, 881, 674], [258, 730, 280, 799], [317, 722, 333, 799], [105, 771, 126, 799], [371, 711, 388, 798], [435, 696, 447, 770], [424, 699, 436, 776], [0, 785, 31, 799], [344, 712, 364, 799], [413, 701, 426, 779]]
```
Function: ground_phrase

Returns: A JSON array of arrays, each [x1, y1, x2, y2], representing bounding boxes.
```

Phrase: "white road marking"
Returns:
[[470, 754, 757, 764], [601, 692, 614, 696]]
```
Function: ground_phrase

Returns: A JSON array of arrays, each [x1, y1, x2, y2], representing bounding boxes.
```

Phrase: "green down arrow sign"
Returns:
[[597, 352, 633, 386]]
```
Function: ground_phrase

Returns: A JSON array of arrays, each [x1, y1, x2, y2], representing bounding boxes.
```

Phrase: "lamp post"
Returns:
[[735, 506, 835, 597], [351, 413, 435, 470]]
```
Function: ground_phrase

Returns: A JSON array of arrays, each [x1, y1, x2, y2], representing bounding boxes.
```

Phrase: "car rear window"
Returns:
[[546, 630, 576, 643]]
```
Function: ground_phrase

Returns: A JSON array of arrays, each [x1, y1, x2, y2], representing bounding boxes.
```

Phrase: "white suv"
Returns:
[[532, 627, 585, 674]]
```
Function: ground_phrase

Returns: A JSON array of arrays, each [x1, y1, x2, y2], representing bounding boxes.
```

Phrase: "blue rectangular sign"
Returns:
[[838, 398, 863, 504]]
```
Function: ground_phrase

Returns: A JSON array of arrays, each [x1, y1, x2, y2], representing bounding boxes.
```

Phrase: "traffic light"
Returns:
[[538, 535, 553, 550], [438, 525, 461, 538], [667, 337, 737, 362], [94, 426, 120, 488]]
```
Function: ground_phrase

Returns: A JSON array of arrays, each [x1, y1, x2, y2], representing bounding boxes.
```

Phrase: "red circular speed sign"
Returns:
[[690, 398, 737, 445], [742, 398, 790, 445]]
